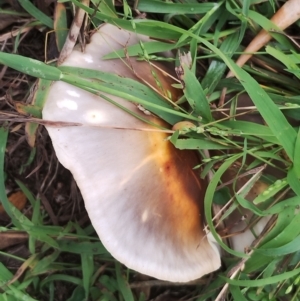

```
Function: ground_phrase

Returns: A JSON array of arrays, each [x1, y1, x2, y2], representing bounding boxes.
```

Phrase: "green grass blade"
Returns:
[[183, 65, 212, 122], [17, 0, 53, 28], [115, 262, 134, 301], [205, 154, 247, 257], [54, 3, 68, 51], [222, 267, 300, 287], [294, 127, 300, 177], [136, 1, 216, 14], [81, 253, 94, 300], [0, 52, 62, 80], [257, 236, 300, 257]]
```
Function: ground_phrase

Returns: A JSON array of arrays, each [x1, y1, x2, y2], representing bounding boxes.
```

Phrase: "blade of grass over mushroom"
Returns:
[[170, 136, 235, 150], [17, 0, 53, 29], [182, 65, 212, 122], [0, 52, 62, 80], [59, 67, 194, 124]]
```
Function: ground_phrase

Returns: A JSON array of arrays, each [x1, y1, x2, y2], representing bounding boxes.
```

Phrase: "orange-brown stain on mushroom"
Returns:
[[140, 126, 207, 246]]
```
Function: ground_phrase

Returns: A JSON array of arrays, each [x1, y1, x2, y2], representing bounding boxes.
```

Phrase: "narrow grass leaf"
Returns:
[[170, 136, 233, 150], [253, 178, 288, 204], [31, 198, 41, 225], [25, 79, 52, 146], [0, 262, 14, 283], [245, 208, 300, 273], [230, 285, 248, 301], [32, 78, 53, 110], [220, 121, 279, 144], [57, 241, 107, 255], [30, 232, 59, 249], [66, 286, 85, 301], [93, 0, 118, 17], [40, 274, 83, 288], [222, 266, 300, 287], [205, 154, 247, 257], [0, 52, 62, 80], [136, 1, 216, 14], [18, 0, 53, 28], [266, 46, 300, 79], [15, 103, 41, 117], [54, 3, 68, 51], [183, 65, 212, 121], [115, 262, 134, 301], [293, 127, 300, 178], [30, 251, 60, 276], [265, 196, 300, 215], [257, 236, 300, 257], [287, 167, 300, 197], [235, 195, 266, 217], [224, 66, 296, 160], [81, 253, 94, 300], [0, 128, 25, 228], [9, 255, 39, 285], [15, 180, 37, 207], [70, 0, 181, 40], [7, 285, 39, 301], [103, 41, 177, 59], [247, 10, 290, 46], [201, 30, 240, 93]]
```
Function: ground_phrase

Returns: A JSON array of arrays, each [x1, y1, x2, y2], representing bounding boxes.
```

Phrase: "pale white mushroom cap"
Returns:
[[42, 23, 221, 282]]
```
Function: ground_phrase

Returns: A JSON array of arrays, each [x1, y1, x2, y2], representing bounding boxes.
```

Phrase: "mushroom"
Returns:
[[42, 23, 221, 282]]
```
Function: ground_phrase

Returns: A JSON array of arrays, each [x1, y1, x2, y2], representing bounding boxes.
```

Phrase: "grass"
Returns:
[[0, 0, 300, 300]]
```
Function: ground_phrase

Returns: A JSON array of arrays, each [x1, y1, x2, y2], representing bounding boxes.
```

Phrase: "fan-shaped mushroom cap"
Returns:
[[42, 24, 221, 282]]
